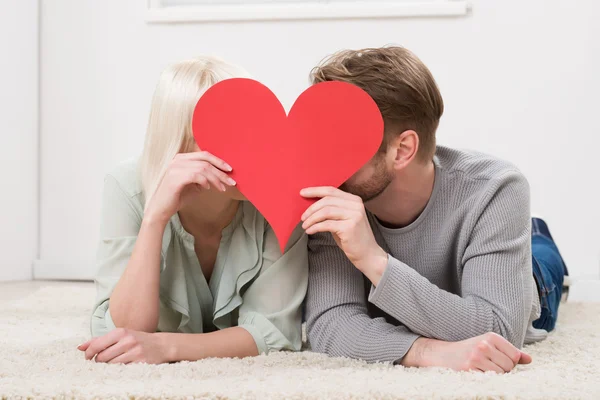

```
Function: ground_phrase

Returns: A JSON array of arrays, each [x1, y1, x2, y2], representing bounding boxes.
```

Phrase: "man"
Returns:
[[301, 46, 568, 373]]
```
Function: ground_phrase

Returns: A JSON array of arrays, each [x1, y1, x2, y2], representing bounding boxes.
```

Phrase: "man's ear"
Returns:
[[390, 130, 419, 170]]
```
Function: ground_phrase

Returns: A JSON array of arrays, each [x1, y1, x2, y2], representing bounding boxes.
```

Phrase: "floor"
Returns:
[[0, 280, 84, 302], [1, 281, 599, 399]]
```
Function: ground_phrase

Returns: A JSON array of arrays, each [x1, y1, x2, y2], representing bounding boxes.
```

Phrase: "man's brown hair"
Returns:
[[310, 46, 444, 160]]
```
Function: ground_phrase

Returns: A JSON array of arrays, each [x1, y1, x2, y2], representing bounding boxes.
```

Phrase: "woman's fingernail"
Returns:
[[224, 163, 233, 171], [221, 184, 227, 192], [228, 178, 236, 186]]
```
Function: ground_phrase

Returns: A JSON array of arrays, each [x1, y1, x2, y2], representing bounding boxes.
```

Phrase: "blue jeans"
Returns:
[[531, 218, 568, 332]]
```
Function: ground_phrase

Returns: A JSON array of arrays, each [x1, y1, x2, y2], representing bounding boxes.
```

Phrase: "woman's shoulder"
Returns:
[[104, 158, 144, 199]]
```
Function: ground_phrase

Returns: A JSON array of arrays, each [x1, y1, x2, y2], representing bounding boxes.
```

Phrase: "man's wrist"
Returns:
[[355, 247, 388, 286], [401, 337, 430, 368]]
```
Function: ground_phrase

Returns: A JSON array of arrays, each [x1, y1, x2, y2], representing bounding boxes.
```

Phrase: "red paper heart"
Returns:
[[193, 78, 383, 252]]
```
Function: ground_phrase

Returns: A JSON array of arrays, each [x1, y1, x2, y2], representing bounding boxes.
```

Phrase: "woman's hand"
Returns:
[[77, 328, 171, 364], [145, 151, 236, 224]]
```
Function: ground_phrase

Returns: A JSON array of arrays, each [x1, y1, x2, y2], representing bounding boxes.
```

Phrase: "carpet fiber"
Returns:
[[1, 284, 599, 399]]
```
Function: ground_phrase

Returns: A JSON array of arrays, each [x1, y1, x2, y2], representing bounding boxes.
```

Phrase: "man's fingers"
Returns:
[[518, 351, 532, 364], [302, 206, 352, 231], [478, 358, 505, 374], [301, 197, 360, 222], [300, 186, 358, 201], [486, 333, 532, 367], [304, 220, 343, 236], [487, 346, 516, 372], [488, 334, 522, 365]]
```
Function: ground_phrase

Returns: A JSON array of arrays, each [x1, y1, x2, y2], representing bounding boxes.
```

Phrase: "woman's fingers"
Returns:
[[84, 330, 123, 360], [188, 161, 236, 188], [187, 171, 211, 190], [107, 352, 134, 365], [175, 161, 236, 192], [175, 151, 232, 172], [77, 339, 92, 351], [94, 340, 130, 363], [186, 167, 228, 192]]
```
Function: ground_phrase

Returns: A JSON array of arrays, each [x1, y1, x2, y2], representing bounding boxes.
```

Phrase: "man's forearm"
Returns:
[[159, 327, 258, 362], [354, 247, 388, 287], [400, 337, 440, 368], [365, 256, 528, 345]]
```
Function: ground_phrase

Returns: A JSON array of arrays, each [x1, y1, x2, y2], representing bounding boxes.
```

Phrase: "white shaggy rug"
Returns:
[[1, 284, 599, 399]]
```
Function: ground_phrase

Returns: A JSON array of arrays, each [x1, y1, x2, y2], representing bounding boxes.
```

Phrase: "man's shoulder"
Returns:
[[435, 146, 527, 184]]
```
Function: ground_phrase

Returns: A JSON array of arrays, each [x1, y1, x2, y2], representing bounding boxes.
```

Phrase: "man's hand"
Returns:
[[402, 333, 532, 373], [77, 328, 171, 364], [300, 186, 388, 285]]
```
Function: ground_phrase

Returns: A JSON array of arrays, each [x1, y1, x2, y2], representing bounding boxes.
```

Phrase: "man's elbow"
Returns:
[[306, 318, 338, 356], [307, 319, 362, 359], [492, 315, 527, 349]]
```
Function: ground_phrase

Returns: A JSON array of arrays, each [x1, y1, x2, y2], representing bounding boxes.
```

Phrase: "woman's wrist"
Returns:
[[142, 209, 171, 230], [156, 332, 178, 363]]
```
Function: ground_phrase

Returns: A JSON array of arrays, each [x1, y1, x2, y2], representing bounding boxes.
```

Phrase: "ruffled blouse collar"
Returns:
[[162, 201, 266, 331]]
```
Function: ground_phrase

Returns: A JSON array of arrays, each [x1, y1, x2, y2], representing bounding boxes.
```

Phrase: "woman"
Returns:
[[77, 56, 308, 364]]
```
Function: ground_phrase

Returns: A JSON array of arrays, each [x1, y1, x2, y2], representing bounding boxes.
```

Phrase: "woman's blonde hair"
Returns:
[[139, 56, 250, 206]]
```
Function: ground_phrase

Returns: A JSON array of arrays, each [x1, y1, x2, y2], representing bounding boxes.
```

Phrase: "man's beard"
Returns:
[[339, 156, 393, 203]]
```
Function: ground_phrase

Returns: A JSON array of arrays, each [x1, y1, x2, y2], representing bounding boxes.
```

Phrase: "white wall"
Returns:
[[38, 0, 600, 282], [0, 1, 38, 281]]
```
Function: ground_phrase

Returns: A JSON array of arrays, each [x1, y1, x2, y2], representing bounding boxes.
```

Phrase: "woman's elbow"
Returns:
[[108, 303, 159, 333]]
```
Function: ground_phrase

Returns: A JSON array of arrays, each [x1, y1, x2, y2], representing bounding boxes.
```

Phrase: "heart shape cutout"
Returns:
[[193, 78, 383, 252]]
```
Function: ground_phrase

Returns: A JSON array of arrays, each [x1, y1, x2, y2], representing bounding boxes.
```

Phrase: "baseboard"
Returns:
[[32, 260, 93, 281]]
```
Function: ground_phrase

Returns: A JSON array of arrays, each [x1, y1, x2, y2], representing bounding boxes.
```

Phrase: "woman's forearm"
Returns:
[[109, 215, 167, 332], [159, 327, 259, 362]]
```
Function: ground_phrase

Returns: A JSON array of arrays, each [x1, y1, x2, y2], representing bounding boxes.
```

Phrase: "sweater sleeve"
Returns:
[[305, 231, 420, 364], [368, 171, 533, 347]]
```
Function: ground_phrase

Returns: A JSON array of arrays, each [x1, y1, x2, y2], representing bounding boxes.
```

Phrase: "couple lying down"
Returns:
[[79, 46, 568, 373]]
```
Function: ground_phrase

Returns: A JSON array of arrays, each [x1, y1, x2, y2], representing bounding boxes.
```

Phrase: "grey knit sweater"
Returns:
[[305, 146, 541, 363]]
